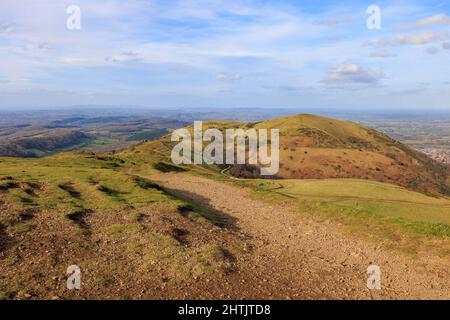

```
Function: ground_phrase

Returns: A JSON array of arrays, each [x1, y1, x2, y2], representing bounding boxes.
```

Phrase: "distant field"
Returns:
[[363, 118, 450, 165], [0, 113, 187, 157], [366, 119, 450, 150]]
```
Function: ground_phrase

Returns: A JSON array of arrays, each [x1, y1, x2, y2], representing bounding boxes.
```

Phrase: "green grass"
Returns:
[[0, 152, 171, 213], [2, 147, 448, 239], [106, 223, 143, 236], [7, 223, 33, 235], [128, 211, 144, 223], [97, 277, 114, 288], [298, 199, 450, 238], [0, 151, 221, 231], [0, 148, 238, 298], [133, 176, 164, 191], [250, 178, 450, 239]]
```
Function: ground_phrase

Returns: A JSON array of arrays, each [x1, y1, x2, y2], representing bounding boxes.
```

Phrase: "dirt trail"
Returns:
[[151, 172, 450, 300]]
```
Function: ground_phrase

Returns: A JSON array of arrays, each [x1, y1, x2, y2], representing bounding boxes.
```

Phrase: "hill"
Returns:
[[192, 114, 449, 196], [0, 130, 91, 157]]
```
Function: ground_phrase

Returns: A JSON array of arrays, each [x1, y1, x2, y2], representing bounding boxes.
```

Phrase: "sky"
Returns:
[[0, 0, 449, 110]]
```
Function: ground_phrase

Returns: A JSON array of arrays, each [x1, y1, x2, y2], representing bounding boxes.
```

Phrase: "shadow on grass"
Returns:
[[162, 186, 240, 232], [58, 182, 82, 199], [66, 209, 93, 235], [97, 185, 128, 197], [153, 162, 187, 173]]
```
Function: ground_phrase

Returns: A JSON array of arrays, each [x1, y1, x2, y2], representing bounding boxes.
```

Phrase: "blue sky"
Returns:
[[0, 0, 449, 110]]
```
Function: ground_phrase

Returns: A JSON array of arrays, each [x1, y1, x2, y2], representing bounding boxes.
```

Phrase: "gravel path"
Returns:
[[151, 173, 450, 300]]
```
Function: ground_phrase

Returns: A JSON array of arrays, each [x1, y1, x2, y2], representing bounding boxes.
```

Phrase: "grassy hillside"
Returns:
[[0, 152, 240, 299], [251, 114, 450, 196]]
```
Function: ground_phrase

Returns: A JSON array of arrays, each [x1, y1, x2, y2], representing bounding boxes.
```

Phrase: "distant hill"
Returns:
[[0, 117, 188, 157], [0, 130, 90, 157]]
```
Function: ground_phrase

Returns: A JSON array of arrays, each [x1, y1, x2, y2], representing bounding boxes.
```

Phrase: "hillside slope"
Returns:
[[206, 114, 448, 196]]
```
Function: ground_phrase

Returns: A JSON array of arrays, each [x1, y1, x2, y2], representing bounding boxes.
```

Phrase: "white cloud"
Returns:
[[443, 42, 450, 50], [277, 85, 314, 92], [0, 23, 14, 34], [314, 17, 353, 27], [369, 51, 398, 58], [105, 51, 141, 63], [425, 46, 439, 55], [413, 14, 450, 28], [369, 31, 449, 46], [0, 77, 30, 84], [216, 73, 242, 81], [61, 57, 89, 65], [37, 42, 51, 51], [324, 63, 385, 85]]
